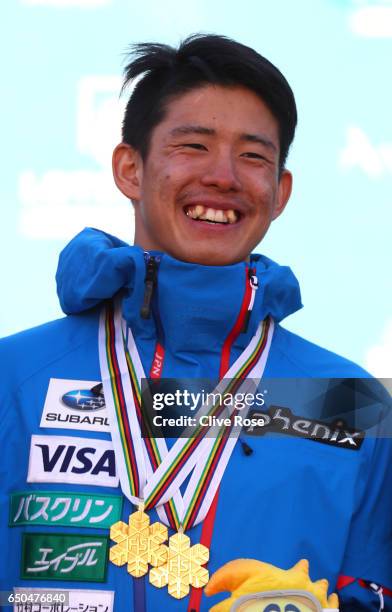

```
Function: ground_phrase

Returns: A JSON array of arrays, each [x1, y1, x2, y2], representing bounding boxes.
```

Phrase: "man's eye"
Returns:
[[183, 143, 207, 150], [242, 152, 265, 159]]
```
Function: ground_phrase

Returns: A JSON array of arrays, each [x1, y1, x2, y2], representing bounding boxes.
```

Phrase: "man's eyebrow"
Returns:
[[170, 125, 216, 137], [240, 133, 277, 152]]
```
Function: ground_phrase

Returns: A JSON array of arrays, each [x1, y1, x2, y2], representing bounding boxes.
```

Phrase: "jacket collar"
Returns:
[[57, 228, 302, 355]]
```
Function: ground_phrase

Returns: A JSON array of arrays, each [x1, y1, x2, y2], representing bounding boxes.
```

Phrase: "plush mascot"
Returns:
[[205, 559, 339, 611]]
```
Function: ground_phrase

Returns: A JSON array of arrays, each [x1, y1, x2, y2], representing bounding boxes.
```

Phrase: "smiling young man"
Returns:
[[113, 84, 291, 266], [1, 34, 391, 612]]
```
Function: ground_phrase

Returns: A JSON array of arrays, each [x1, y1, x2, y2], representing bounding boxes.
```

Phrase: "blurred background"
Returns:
[[1, 0, 391, 375]]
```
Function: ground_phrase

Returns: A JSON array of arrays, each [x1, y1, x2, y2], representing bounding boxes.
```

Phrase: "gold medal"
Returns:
[[109, 509, 209, 599], [149, 531, 209, 599], [109, 508, 168, 578]]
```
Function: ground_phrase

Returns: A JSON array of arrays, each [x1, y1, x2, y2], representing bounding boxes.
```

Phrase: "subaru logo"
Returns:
[[61, 389, 105, 412]]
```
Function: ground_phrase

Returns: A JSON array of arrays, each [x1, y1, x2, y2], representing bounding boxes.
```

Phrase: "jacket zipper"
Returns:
[[188, 263, 257, 612], [140, 254, 160, 319]]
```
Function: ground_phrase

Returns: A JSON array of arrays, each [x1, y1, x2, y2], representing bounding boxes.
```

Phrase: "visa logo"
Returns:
[[27, 435, 119, 488]]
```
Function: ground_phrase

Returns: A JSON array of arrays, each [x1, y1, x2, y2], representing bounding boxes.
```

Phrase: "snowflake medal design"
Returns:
[[149, 531, 209, 599], [109, 509, 168, 577]]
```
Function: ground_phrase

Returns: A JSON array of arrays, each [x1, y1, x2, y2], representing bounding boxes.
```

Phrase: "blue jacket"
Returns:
[[1, 228, 391, 611]]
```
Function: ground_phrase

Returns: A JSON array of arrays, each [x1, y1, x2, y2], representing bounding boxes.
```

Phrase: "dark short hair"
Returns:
[[121, 33, 297, 171]]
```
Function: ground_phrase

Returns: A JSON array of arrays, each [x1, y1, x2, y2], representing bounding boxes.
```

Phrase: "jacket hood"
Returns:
[[56, 228, 302, 359]]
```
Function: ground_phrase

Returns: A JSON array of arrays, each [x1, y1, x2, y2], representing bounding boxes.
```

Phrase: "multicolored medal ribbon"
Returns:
[[98, 280, 274, 599]]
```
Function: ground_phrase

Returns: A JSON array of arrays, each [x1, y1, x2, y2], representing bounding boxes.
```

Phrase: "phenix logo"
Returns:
[[244, 406, 365, 450]]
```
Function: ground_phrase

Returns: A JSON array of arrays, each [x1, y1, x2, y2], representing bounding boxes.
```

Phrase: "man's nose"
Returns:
[[200, 151, 242, 191]]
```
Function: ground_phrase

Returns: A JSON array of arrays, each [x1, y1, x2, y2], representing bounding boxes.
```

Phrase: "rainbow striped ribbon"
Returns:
[[142, 319, 272, 529], [98, 299, 274, 530]]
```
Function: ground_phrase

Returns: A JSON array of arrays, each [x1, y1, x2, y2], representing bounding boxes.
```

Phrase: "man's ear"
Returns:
[[272, 169, 293, 220], [112, 143, 143, 201]]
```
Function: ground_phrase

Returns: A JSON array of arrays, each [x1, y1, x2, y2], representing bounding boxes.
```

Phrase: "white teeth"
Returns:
[[214, 209, 225, 223], [226, 209, 237, 224], [185, 205, 239, 224], [195, 205, 204, 217], [205, 208, 217, 222]]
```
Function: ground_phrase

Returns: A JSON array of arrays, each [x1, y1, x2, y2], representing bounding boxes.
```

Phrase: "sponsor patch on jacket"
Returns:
[[9, 491, 122, 528], [13, 588, 114, 612], [27, 435, 119, 487], [40, 378, 110, 433], [243, 406, 365, 450], [21, 533, 108, 582]]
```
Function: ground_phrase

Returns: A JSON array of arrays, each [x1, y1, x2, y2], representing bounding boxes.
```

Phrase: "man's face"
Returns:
[[113, 84, 292, 265]]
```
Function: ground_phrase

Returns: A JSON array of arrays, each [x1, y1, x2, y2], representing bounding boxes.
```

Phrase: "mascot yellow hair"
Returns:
[[205, 558, 339, 611]]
